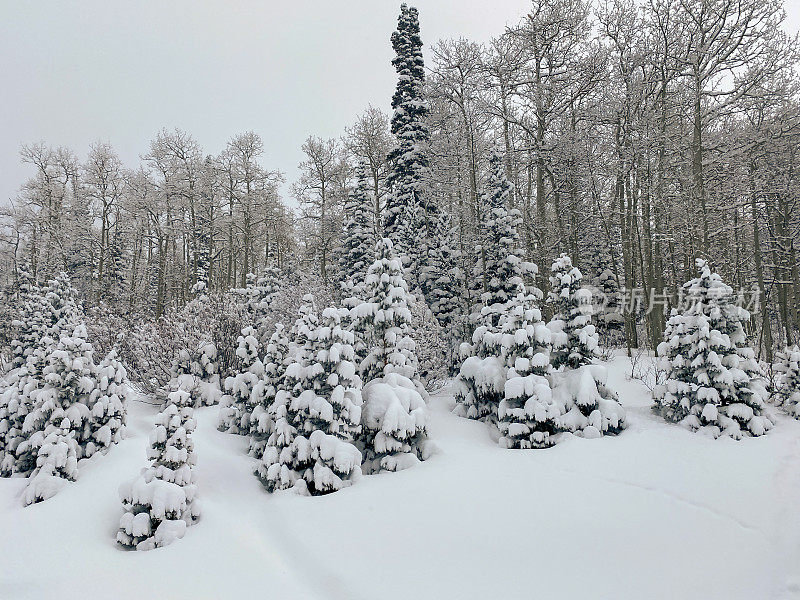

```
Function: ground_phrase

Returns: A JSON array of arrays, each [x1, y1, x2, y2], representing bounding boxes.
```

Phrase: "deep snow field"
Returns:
[[2, 353, 799, 600]]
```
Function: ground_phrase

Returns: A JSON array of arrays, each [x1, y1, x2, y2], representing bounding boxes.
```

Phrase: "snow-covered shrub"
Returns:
[[117, 389, 199, 551], [774, 345, 800, 419], [553, 365, 627, 438], [121, 291, 244, 394], [22, 418, 79, 505], [360, 372, 429, 473], [652, 259, 773, 438], [217, 327, 263, 435]]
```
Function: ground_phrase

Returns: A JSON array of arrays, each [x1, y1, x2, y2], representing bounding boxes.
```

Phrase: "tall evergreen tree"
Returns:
[[548, 254, 627, 439], [256, 295, 318, 491], [454, 156, 536, 421], [426, 211, 462, 331], [385, 4, 438, 287]]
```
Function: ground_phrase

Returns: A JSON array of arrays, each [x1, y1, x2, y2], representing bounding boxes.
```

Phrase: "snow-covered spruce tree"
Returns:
[[497, 289, 557, 449], [594, 263, 624, 347], [385, 3, 438, 290], [339, 160, 375, 304], [354, 238, 429, 473], [426, 211, 462, 329], [256, 295, 318, 491], [548, 254, 597, 370], [16, 323, 97, 474], [8, 267, 48, 370], [453, 152, 534, 421], [775, 346, 800, 419], [2, 272, 88, 476], [548, 254, 626, 439], [356, 238, 419, 382], [480, 151, 531, 321], [250, 265, 282, 345], [217, 327, 263, 435], [117, 389, 199, 551], [287, 308, 363, 495], [22, 417, 79, 505], [84, 349, 130, 458], [1, 275, 47, 474], [652, 258, 773, 438], [425, 211, 463, 371], [248, 323, 290, 460], [165, 340, 222, 408]]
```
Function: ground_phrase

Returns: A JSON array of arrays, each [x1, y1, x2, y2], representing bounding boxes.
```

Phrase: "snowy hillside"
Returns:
[[1, 353, 799, 600]]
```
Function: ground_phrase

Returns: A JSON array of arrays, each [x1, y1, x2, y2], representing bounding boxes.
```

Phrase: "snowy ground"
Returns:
[[2, 353, 800, 600]]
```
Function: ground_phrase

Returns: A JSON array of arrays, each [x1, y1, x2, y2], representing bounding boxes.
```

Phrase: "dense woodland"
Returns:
[[2, 0, 800, 364]]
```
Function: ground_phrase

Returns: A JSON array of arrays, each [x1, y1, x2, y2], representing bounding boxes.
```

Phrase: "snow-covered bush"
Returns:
[[117, 389, 199, 551], [360, 372, 429, 473], [652, 259, 773, 438], [218, 327, 263, 435], [774, 345, 800, 419], [120, 291, 244, 394], [553, 365, 627, 438]]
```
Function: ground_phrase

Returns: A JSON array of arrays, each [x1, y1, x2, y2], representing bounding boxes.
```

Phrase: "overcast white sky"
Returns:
[[1, 0, 799, 209]]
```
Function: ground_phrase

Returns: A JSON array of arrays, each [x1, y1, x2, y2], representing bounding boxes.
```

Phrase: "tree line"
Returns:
[[1, 0, 800, 362]]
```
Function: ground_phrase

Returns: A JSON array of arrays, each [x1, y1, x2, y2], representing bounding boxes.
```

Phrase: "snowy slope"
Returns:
[[2, 354, 800, 600]]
